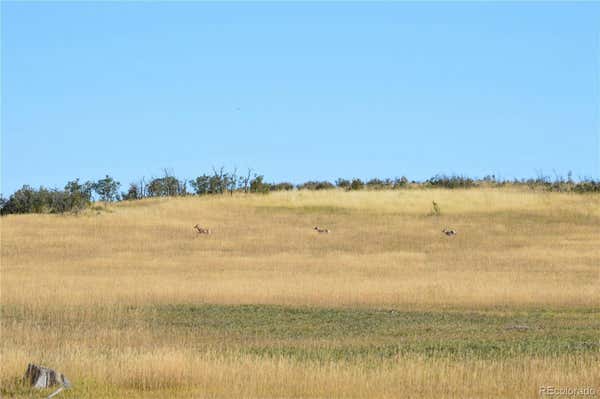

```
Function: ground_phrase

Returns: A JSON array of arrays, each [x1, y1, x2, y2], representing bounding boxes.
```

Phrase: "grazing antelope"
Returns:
[[194, 224, 211, 235], [442, 228, 457, 236], [314, 226, 330, 234]]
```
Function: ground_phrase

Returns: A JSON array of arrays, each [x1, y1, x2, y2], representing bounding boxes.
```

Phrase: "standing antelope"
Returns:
[[194, 224, 211, 235], [442, 228, 457, 236], [314, 226, 330, 234]]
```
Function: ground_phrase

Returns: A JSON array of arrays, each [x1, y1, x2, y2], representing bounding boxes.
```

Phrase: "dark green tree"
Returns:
[[146, 176, 181, 197], [94, 175, 121, 202], [121, 183, 141, 200], [270, 182, 294, 191], [349, 178, 364, 190], [335, 178, 351, 189], [190, 175, 211, 195], [64, 178, 94, 211], [393, 176, 409, 188], [250, 175, 270, 193], [297, 181, 335, 190]]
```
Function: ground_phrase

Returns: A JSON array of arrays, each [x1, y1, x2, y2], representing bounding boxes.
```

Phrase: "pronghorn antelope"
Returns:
[[442, 228, 457, 236], [194, 224, 211, 235], [314, 226, 330, 234]]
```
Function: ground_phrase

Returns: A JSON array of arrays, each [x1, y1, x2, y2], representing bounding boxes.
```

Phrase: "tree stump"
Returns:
[[24, 363, 71, 389]]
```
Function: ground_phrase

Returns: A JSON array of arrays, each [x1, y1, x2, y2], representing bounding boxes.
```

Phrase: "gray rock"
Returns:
[[24, 363, 71, 389]]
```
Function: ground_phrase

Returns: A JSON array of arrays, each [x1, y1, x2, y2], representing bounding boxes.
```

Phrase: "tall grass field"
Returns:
[[1, 189, 599, 398]]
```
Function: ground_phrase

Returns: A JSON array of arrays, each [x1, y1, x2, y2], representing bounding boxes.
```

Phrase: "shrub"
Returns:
[[1, 185, 92, 215], [64, 179, 94, 211], [122, 183, 142, 200], [2, 185, 51, 214], [335, 178, 351, 189], [296, 181, 335, 190], [366, 178, 393, 190], [94, 175, 121, 202], [349, 178, 364, 191], [270, 182, 294, 191], [426, 174, 476, 189], [393, 176, 409, 188], [573, 179, 600, 193], [250, 175, 270, 193], [190, 175, 211, 195], [146, 176, 183, 197]]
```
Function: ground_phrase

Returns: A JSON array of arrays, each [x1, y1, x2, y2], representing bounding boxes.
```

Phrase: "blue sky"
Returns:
[[2, 2, 599, 194]]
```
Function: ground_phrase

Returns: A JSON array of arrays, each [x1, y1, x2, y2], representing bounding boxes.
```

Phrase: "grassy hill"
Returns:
[[2, 189, 599, 398]]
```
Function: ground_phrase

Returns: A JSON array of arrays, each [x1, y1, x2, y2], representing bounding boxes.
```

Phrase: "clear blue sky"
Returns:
[[2, 2, 599, 194]]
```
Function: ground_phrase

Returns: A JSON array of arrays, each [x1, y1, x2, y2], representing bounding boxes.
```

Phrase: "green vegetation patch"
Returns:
[[146, 304, 600, 360], [254, 204, 353, 215]]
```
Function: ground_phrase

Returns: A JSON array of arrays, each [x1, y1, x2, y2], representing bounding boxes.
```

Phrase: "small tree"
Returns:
[[145, 170, 185, 197], [6, 185, 35, 213], [146, 176, 181, 197], [349, 178, 364, 190], [64, 179, 93, 211], [49, 190, 71, 213], [250, 175, 270, 193], [227, 168, 238, 196], [94, 175, 120, 202], [297, 181, 335, 190], [138, 177, 147, 198], [393, 176, 408, 189], [270, 182, 294, 191], [208, 167, 227, 194], [366, 178, 386, 190], [6, 185, 50, 213], [335, 178, 351, 190], [190, 175, 211, 195], [121, 183, 141, 200], [241, 169, 253, 193], [179, 179, 188, 196], [1, 185, 76, 214]]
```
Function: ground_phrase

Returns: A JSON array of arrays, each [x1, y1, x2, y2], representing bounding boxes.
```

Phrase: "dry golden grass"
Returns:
[[2, 189, 598, 309], [2, 349, 598, 399], [1, 188, 599, 398]]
